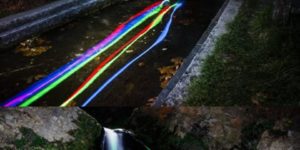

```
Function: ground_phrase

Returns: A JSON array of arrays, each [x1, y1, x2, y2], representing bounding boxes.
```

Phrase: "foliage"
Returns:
[[187, 0, 300, 106]]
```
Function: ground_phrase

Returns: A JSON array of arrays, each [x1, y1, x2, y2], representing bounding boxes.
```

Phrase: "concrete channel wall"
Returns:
[[154, 0, 242, 107], [0, 0, 125, 49]]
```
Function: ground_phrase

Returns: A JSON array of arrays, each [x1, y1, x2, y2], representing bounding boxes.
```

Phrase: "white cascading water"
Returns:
[[104, 128, 124, 150]]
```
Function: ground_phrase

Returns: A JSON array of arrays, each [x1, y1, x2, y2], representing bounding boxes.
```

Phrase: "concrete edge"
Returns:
[[0, 0, 79, 32], [0, 0, 124, 49], [153, 0, 234, 107]]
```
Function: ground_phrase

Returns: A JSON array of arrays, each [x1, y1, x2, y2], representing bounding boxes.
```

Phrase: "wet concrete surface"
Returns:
[[0, 0, 224, 106], [0, 0, 122, 48]]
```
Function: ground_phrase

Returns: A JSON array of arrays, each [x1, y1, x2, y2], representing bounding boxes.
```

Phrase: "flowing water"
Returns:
[[102, 128, 149, 150], [0, 0, 224, 106], [103, 128, 122, 150]]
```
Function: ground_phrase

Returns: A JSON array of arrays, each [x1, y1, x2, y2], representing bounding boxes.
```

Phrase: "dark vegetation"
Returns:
[[0, 0, 57, 18], [126, 108, 208, 150], [125, 107, 300, 150], [187, 0, 300, 106], [239, 119, 274, 149]]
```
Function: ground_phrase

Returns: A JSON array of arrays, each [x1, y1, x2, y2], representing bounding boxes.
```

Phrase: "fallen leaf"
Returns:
[[158, 57, 183, 88]]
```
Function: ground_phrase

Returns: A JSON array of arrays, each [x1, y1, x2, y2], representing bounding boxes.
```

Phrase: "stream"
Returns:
[[0, 0, 224, 106]]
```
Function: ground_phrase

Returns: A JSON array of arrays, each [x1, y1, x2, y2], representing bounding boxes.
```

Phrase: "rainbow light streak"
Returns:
[[19, 6, 162, 107], [19, 3, 167, 107], [81, 3, 182, 107], [3, 1, 167, 107], [61, 6, 172, 107]]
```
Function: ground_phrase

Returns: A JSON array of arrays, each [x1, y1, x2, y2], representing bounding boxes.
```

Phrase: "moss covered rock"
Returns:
[[0, 107, 101, 149]]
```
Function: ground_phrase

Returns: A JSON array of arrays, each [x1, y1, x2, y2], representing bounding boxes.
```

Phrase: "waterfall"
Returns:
[[102, 127, 150, 150], [103, 128, 124, 150]]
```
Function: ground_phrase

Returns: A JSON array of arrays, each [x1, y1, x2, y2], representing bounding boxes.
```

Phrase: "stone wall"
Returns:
[[0, 0, 125, 49]]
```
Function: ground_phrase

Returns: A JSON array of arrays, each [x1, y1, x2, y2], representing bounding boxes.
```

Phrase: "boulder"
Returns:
[[0, 107, 102, 149]]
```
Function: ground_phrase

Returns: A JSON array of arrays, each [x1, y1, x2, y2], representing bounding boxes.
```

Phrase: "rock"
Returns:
[[257, 118, 300, 150], [257, 130, 300, 150], [0, 108, 102, 149], [168, 107, 244, 149], [127, 107, 249, 150], [127, 107, 300, 150]]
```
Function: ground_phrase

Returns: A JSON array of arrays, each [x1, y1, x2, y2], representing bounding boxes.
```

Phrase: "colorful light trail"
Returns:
[[81, 3, 182, 107], [61, 5, 173, 107], [2, 0, 182, 107], [3, 1, 168, 107], [19, 5, 163, 107]]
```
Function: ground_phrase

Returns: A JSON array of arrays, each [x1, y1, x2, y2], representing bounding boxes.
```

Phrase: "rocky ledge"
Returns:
[[0, 107, 102, 149]]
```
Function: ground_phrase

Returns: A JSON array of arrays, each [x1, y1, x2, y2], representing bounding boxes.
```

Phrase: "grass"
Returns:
[[187, 0, 300, 106]]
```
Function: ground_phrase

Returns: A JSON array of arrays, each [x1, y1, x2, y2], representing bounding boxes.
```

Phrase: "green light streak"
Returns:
[[61, 5, 175, 107], [20, 5, 164, 107]]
